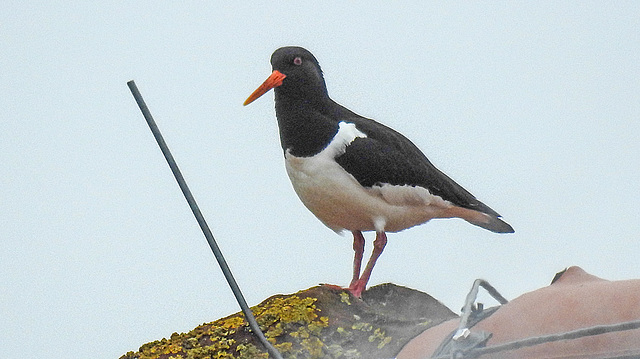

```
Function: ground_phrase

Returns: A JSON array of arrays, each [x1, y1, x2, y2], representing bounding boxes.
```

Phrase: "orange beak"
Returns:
[[243, 70, 287, 106]]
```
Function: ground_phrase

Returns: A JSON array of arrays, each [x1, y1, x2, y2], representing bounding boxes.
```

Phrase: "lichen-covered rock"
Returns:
[[120, 283, 456, 359]]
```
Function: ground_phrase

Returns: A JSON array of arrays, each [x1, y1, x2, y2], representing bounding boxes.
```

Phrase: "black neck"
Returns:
[[274, 91, 356, 157]]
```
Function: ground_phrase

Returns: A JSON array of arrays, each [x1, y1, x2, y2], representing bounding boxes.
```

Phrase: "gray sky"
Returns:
[[2, 2, 639, 358]]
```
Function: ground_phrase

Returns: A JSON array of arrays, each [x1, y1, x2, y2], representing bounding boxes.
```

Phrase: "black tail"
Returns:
[[470, 215, 515, 233]]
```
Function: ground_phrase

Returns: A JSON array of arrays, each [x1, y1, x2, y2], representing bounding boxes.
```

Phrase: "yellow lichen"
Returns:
[[221, 315, 246, 329], [351, 321, 373, 332], [367, 328, 393, 349], [378, 335, 392, 349], [236, 344, 269, 359], [253, 295, 321, 325], [121, 292, 335, 359], [274, 341, 293, 353], [339, 292, 351, 305], [301, 337, 324, 357]]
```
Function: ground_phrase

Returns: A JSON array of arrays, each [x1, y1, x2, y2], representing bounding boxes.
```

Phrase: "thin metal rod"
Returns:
[[470, 319, 640, 357], [127, 80, 282, 359], [433, 319, 640, 358], [455, 279, 509, 339]]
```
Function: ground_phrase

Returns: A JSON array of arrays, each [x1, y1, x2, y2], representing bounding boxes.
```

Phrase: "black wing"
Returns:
[[335, 116, 503, 218]]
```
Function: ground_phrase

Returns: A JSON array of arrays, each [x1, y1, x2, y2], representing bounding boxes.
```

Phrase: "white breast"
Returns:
[[284, 121, 453, 233]]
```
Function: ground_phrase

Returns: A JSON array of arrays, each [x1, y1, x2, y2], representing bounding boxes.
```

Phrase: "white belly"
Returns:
[[283, 121, 454, 233]]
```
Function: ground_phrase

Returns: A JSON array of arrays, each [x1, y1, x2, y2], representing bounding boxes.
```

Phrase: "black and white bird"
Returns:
[[244, 46, 514, 297]]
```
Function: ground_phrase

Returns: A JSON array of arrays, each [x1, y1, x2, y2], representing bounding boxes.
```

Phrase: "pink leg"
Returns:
[[349, 231, 365, 288], [349, 231, 387, 298]]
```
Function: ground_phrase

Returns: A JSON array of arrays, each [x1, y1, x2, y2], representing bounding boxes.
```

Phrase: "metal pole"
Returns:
[[127, 80, 282, 359]]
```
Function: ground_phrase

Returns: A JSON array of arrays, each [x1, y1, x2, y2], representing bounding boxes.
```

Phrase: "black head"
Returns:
[[244, 47, 358, 156], [270, 46, 328, 101], [244, 46, 329, 106]]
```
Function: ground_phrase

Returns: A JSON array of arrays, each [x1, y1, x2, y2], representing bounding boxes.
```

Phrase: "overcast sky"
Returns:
[[2, 2, 639, 358]]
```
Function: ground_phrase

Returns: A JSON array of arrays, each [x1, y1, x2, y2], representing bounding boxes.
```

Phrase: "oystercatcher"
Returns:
[[244, 46, 514, 297]]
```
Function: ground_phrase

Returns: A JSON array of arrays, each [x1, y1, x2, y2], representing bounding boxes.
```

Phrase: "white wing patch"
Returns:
[[322, 121, 367, 158], [368, 183, 451, 208]]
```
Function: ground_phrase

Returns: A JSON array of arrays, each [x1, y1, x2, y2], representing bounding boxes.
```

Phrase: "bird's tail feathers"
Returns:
[[469, 215, 514, 233], [445, 206, 514, 233]]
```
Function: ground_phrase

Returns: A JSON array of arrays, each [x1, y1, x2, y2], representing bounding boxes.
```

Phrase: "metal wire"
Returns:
[[455, 279, 508, 340], [465, 319, 640, 357], [127, 80, 283, 359], [432, 278, 640, 359]]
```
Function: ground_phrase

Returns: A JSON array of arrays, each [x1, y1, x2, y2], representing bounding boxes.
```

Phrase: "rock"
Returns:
[[119, 283, 456, 359]]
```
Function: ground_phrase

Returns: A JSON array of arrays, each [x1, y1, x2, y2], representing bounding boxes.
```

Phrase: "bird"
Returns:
[[243, 46, 514, 298]]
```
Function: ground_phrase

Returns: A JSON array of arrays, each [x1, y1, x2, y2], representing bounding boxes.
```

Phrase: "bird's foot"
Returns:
[[320, 283, 364, 298], [347, 280, 366, 298]]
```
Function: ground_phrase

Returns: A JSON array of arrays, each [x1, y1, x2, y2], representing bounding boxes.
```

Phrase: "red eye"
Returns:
[[293, 56, 302, 66]]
